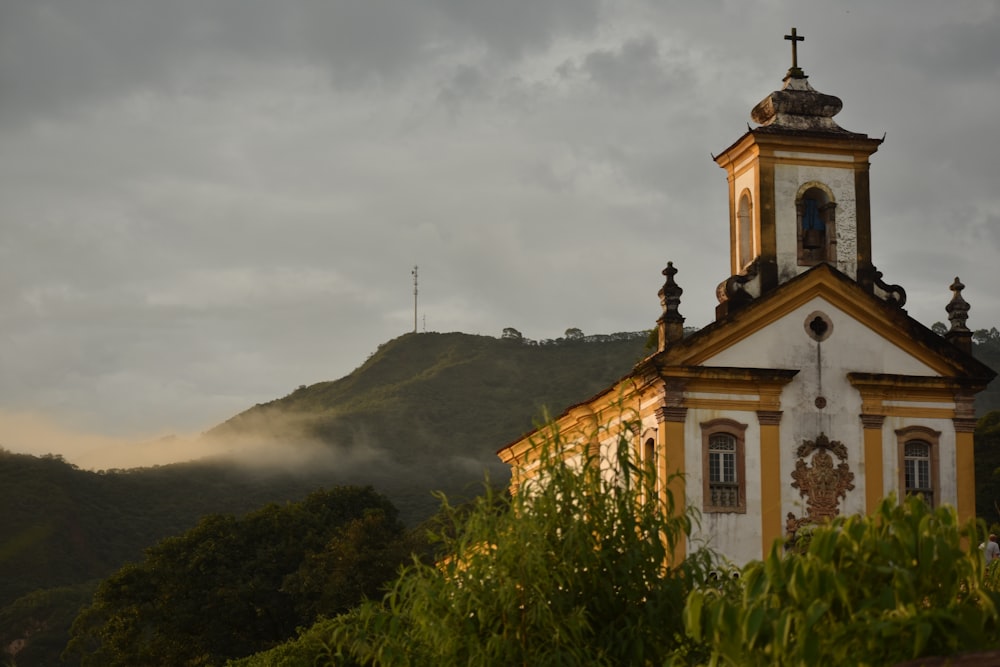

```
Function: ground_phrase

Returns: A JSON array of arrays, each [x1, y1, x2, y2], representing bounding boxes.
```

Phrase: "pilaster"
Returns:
[[757, 410, 783, 555], [860, 413, 885, 513]]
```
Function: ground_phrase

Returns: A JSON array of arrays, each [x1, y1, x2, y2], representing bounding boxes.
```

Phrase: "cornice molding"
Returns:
[[757, 410, 783, 425], [860, 413, 885, 429], [954, 418, 978, 434], [656, 406, 688, 423]]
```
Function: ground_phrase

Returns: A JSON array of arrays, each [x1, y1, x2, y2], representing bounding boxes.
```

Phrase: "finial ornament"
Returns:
[[946, 277, 970, 333], [784, 27, 805, 78], [659, 262, 684, 323], [657, 262, 685, 349]]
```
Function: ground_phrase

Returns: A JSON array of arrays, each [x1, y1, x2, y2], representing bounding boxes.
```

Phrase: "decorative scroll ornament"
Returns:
[[790, 432, 855, 523]]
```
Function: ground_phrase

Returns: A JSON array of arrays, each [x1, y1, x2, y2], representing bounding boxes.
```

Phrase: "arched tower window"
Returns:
[[795, 183, 837, 266], [737, 191, 754, 270]]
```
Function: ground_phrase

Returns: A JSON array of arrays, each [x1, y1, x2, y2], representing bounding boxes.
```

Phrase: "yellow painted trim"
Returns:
[[772, 156, 862, 170], [677, 267, 963, 376], [731, 152, 760, 180], [863, 426, 884, 513], [714, 131, 880, 178], [759, 422, 782, 557], [956, 430, 975, 523], [684, 398, 762, 411], [879, 406, 955, 419], [848, 374, 966, 398], [681, 381, 761, 395], [663, 419, 686, 565], [848, 375, 969, 422]]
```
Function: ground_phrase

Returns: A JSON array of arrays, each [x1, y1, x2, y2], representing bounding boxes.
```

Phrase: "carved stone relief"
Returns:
[[787, 433, 855, 542]]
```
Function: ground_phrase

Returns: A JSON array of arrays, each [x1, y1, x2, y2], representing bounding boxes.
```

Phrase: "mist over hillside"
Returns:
[[201, 331, 652, 516]]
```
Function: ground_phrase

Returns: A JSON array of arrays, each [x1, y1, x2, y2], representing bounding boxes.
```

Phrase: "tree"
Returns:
[[501, 327, 523, 341], [282, 508, 417, 621], [684, 495, 1000, 666], [244, 417, 719, 666], [564, 327, 584, 341], [976, 411, 1000, 528], [64, 487, 410, 667], [975, 328, 1000, 346]]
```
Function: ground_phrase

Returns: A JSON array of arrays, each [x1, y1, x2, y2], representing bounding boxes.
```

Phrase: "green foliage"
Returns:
[[974, 328, 1000, 415], [3, 332, 650, 661], [976, 411, 1000, 528], [236, 417, 720, 666], [0, 582, 96, 667], [684, 496, 1000, 666], [64, 487, 412, 667], [209, 332, 651, 522], [0, 449, 357, 609], [8, 330, 1000, 664]]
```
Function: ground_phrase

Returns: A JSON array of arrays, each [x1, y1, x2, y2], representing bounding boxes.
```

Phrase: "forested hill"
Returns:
[[1, 331, 651, 608], [206, 331, 652, 507], [2, 331, 652, 665]]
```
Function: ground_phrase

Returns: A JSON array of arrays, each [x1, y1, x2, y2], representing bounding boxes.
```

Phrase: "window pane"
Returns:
[[903, 439, 933, 506], [709, 434, 736, 484], [708, 431, 739, 508]]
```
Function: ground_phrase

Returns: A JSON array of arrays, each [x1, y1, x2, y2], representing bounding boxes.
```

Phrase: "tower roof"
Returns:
[[749, 28, 859, 135]]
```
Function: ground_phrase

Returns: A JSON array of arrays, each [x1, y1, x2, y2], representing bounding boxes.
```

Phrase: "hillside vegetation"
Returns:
[[205, 331, 652, 522], [2, 331, 649, 665], [210, 331, 650, 462]]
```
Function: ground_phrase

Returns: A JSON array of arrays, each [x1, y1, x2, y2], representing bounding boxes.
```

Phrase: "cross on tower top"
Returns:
[[784, 27, 804, 72]]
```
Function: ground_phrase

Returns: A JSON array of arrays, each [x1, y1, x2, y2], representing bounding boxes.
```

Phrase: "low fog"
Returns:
[[0, 408, 507, 499]]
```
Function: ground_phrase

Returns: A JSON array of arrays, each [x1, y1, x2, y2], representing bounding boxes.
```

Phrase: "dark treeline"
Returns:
[[63, 486, 419, 667]]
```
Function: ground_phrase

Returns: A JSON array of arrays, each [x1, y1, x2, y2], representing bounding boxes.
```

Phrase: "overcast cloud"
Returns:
[[2, 0, 998, 464]]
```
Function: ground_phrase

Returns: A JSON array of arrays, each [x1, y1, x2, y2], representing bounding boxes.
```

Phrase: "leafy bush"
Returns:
[[235, 417, 720, 666], [684, 496, 1000, 666]]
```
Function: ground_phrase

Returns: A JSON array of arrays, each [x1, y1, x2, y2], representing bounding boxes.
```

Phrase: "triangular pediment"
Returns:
[[651, 264, 993, 382]]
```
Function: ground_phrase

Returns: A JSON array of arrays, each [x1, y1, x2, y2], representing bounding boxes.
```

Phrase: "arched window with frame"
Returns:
[[701, 419, 748, 513], [737, 190, 754, 270], [895, 426, 941, 507], [795, 182, 837, 266]]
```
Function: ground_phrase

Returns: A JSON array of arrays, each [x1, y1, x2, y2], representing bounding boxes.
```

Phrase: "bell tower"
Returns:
[[713, 28, 890, 319]]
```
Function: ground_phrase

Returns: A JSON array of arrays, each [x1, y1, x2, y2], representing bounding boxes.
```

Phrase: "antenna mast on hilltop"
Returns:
[[411, 265, 419, 333]]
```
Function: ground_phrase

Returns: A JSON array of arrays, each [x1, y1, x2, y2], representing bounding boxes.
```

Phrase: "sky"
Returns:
[[2, 0, 998, 467]]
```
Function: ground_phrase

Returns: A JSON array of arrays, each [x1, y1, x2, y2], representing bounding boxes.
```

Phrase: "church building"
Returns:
[[497, 30, 996, 564]]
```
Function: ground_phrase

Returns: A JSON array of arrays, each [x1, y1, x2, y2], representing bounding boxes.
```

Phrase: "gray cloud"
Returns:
[[2, 0, 998, 464]]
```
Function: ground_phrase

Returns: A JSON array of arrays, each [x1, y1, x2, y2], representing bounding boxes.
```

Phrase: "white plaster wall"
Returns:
[[773, 162, 858, 281], [706, 297, 938, 376], [703, 297, 943, 556]]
